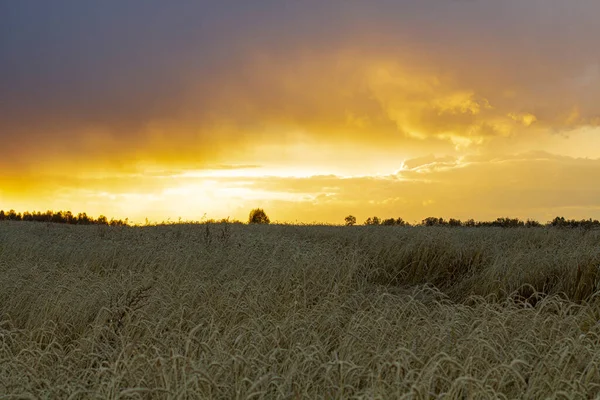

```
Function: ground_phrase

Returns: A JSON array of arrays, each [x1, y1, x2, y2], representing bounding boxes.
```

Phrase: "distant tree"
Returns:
[[546, 217, 600, 229], [395, 217, 409, 226], [364, 216, 381, 225], [64, 211, 75, 224], [31, 211, 42, 222], [248, 208, 270, 224], [448, 218, 462, 227], [77, 212, 90, 225], [7, 210, 19, 221], [109, 218, 127, 226], [382, 218, 396, 226], [581, 218, 600, 230], [464, 219, 476, 227], [492, 217, 524, 228], [550, 216, 566, 227], [51, 211, 64, 224], [0, 209, 131, 226], [422, 217, 444, 226], [344, 215, 357, 226]]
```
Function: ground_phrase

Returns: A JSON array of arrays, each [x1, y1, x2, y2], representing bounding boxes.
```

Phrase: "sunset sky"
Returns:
[[1, 1, 599, 224]]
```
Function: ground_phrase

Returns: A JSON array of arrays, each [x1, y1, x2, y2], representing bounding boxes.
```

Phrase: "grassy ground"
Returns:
[[1, 222, 600, 399]]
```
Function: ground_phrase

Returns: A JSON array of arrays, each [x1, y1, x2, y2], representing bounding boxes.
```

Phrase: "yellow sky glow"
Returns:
[[2, 3, 600, 224]]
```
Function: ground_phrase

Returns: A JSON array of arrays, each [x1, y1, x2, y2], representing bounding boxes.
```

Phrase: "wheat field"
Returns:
[[1, 221, 600, 399]]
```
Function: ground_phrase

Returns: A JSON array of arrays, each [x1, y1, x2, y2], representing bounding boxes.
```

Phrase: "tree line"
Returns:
[[0, 208, 269, 226], [0, 210, 127, 226], [1, 208, 599, 229], [346, 215, 600, 229]]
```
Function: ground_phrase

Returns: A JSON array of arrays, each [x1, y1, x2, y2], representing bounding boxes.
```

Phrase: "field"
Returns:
[[1, 222, 600, 399]]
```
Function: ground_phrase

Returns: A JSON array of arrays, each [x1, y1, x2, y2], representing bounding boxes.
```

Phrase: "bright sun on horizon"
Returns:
[[1, 1, 600, 225]]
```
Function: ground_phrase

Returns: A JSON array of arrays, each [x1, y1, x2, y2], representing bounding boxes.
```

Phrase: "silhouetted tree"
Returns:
[[382, 218, 396, 226], [380, 217, 409, 226], [77, 212, 91, 225], [579, 218, 600, 230], [7, 210, 19, 221], [2, 206, 598, 229], [51, 211, 64, 224], [364, 216, 381, 225], [550, 216, 566, 227], [248, 208, 270, 224], [422, 217, 445, 226], [0, 209, 132, 226], [491, 217, 524, 228], [64, 211, 75, 224], [395, 217, 409, 226], [448, 218, 462, 227], [110, 218, 127, 226], [546, 216, 600, 229]]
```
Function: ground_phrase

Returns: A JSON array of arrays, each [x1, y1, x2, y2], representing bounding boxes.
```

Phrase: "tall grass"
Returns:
[[1, 222, 600, 398]]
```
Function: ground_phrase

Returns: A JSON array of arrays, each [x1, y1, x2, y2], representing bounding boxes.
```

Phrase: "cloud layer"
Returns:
[[1, 1, 599, 220], [3, 152, 598, 224]]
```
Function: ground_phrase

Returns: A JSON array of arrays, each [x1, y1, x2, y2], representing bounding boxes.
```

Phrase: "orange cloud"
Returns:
[[3, 152, 599, 224], [2, 1, 600, 222]]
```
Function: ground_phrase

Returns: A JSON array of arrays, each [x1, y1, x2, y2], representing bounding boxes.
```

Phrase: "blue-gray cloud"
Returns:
[[1, 0, 599, 170]]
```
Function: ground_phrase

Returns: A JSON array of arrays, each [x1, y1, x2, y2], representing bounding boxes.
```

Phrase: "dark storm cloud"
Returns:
[[1, 0, 599, 172]]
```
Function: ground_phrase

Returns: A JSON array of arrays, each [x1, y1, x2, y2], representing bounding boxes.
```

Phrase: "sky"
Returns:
[[1, 0, 599, 224]]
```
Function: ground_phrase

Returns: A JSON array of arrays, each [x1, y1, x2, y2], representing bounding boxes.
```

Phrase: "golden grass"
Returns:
[[1, 222, 600, 399]]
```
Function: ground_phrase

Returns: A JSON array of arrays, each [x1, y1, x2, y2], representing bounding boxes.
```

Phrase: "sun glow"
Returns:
[[2, 1, 600, 224]]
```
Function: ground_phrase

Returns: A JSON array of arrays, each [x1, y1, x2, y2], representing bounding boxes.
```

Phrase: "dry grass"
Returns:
[[1, 222, 600, 399]]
